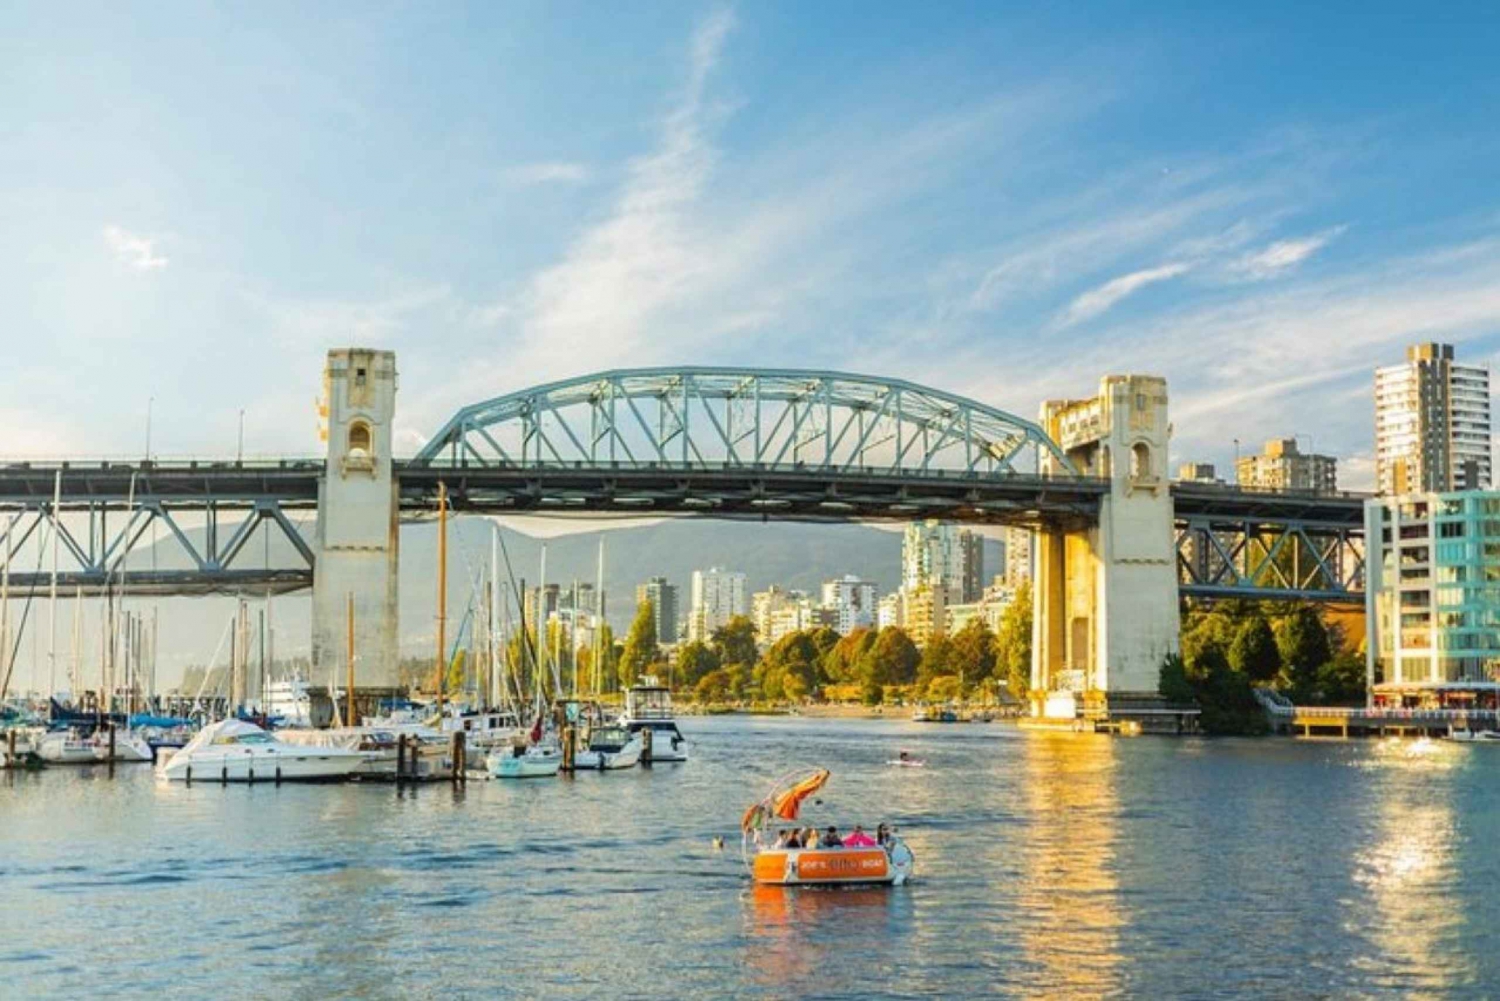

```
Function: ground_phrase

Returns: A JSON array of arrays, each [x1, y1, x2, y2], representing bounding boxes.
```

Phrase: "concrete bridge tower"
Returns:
[[1031, 375, 1179, 721], [311, 348, 400, 689]]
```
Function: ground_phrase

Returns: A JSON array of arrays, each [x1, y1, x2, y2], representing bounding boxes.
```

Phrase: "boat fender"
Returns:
[[185, 765, 192, 784], [248, 767, 254, 785], [221, 765, 228, 784], [597, 755, 605, 771], [275, 765, 282, 785]]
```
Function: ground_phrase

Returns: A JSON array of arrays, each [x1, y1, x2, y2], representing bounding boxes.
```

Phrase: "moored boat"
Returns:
[[158, 719, 365, 783], [573, 725, 643, 771], [619, 678, 688, 762], [487, 742, 562, 779]]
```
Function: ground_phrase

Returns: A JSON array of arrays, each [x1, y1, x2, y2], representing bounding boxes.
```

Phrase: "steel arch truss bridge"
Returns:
[[420, 368, 1076, 477], [410, 368, 1101, 521]]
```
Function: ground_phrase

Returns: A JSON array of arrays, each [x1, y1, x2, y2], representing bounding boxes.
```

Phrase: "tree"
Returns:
[[809, 626, 841, 673], [996, 582, 1032, 699], [860, 674, 884, 706], [916, 635, 957, 693], [1158, 653, 1195, 704], [950, 619, 998, 690], [575, 623, 614, 695], [1276, 607, 1332, 701], [859, 627, 920, 686], [618, 600, 660, 689], [675, 640, 720, 690], [1187, 640, 1267, 735], [755, 631, 823, 703], [1228, 615, 1280, 683], [711, 616, 758, 669], [825, 627, 877, 683], [695, 667, 734, 703], [1316, 650, 1366, 705], [445, 648, 467, 696], [926, 675, 962, 702]]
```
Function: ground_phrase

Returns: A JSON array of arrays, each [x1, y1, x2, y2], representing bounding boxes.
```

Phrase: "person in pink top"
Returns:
[[843, 824, 877, 848]]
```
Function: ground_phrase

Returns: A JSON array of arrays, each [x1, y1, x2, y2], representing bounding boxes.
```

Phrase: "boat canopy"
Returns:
[[178, 719, 267, 754], [741, 768, 830, 833]]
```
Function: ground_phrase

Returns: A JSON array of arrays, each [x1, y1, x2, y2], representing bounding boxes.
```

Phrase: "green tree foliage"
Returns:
[[950, 619, 998, 688], [1158, 653, 1195, 704], [808, 626, 841, 664], [1316, 650, 1367, 705], [695, 667, 735, 703], [674, 640, 721, 690], [574, 623, 615, 694], [1228, 615, 1280, 683], [916, 635, 957, 694], [755, 631, 824, 702], [710, 616, 759, 669], [825, 627, 877, 683], [618, 600, 660, 688], [995, 582, 1032, 699], [858, 627, 920, 685], [860, 674, 884, 706], [926, 675, 962, 702], [1159, 641, 1268, 736], [1275, 606, 1332, 701]]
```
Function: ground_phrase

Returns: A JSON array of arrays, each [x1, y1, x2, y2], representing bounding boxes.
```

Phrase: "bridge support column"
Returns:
[[1031, 376, 1179, 722], [312, 349, 400, 690]]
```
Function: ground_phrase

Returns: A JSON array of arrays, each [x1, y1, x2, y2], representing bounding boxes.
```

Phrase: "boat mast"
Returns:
[[47, 470, 60, 700], [594, 535, 605, 697], [346, 590, 356, 728], [538, 543, 548, 700], [490, 524, 500, 710], [435, 481, 448, 718], [0, 515, 12, 702]]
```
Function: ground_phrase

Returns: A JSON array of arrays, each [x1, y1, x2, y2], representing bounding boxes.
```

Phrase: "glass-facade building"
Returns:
[[1365, 490, 1500, 707]]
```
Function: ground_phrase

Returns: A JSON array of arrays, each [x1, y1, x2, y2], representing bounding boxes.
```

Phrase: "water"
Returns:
[[4, 718, 1500, 999]]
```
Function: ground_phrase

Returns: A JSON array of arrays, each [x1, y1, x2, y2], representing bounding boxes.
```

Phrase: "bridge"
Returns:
[[0, 353, 1367, 719]]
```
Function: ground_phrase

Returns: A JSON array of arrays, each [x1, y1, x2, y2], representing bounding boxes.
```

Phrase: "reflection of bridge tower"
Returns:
[[311, 349, 400, 688], [1031, 375, 1179, 720]]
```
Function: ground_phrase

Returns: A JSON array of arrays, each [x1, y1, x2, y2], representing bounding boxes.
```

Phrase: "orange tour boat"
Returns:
[[740, 768, 915, 887]]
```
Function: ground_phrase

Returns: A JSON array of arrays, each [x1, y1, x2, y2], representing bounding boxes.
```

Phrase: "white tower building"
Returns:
[[311, 348, 400, 688]]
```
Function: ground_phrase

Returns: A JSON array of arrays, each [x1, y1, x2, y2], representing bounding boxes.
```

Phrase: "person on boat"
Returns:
[[898, 750, 910, 762], [844, 825, 876, 848], [784, 829, 802, 849], [876, 823, 892, 848], [823, 826, 843, 848], [802, 827, 819, 849], [773, 829, 790, 849]]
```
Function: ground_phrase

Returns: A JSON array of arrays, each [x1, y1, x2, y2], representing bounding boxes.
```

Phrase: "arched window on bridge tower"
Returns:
[[344, 420, 375, 474], [1130, 441, 1153, 483]]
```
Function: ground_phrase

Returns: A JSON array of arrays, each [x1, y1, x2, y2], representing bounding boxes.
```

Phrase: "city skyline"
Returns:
[[6, 4, 1500, 492]]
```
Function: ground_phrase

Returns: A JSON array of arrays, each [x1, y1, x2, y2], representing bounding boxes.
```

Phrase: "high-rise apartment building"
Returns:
[[1235, 438, 1338, 493], [902, 521, 982, 601], [821, 575, 877, 634], [1376, 343, 1492, 495], [635, 577, 678, 645], [689, 567, 747, 641], [1176, 462, 1221, 484], [1003, 526, 1032, 586]]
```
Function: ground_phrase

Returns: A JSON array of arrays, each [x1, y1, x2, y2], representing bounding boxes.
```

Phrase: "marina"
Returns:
[[7, 716, 1500, 998]]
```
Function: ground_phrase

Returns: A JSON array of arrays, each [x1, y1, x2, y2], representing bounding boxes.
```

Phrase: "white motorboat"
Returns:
[[277, 726, 454, 781], [1448, 727, 1500, 742], [158, 719, 365, 783], [573, 726, 644, 771], [262, 677, 333, 729], [487, 743, 562, 779], [91, 729, 154, 763], [618, 679, 689, 762], [37, 728, 99, 764]]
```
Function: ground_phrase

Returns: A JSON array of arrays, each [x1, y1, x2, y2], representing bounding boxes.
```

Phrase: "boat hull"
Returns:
[[751, 847, 912, 886], [487, 750, 562, 779], [36, 733, 98, 764], [158, 747, 365, 782]]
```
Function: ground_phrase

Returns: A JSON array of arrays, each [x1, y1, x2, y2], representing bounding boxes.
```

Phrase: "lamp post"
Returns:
[[144, 396, 154, 462], [1233, 438, 1240, 485], [237, 409, 245, 463]]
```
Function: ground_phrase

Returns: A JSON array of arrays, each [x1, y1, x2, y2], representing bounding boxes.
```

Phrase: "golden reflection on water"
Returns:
[[1016, 732, 1125, 998], [1349, 740, 1473, 994]]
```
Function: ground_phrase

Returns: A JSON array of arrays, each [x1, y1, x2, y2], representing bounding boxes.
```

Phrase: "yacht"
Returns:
[[618, 678, 688, 762], [36, 728, 99, 764], [487, 742, 562, 779], [262, 678, 334, 729], [277, 726, 454, 781], [573, 725, 643, 771], [158, 719, 365, 782], [91, 729, 155, 763]]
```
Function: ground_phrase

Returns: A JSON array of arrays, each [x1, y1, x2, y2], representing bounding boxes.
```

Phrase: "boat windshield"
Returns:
[[234, 732, 277, 745]]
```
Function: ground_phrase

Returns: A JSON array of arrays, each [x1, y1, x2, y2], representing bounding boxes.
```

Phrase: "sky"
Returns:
[[5, 1, 1500, 489]]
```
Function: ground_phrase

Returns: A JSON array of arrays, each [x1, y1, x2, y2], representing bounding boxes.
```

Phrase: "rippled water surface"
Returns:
[[6, 718, 1500, 999]]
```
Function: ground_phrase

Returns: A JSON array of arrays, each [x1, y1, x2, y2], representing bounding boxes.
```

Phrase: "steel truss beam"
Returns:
[[414, 366, 1082, 479], [1175, 514, 1365, 603], [0, 497, 314, 598]]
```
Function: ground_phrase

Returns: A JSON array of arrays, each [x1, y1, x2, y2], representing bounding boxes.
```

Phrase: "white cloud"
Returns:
[[504, 162, 590, 185], [103, 224, 168, 271], [1056, 261, 1191, 328], [1230, 226, 1345, 280]]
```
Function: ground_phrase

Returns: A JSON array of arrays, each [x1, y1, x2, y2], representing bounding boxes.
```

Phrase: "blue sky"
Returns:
[[5, 1, 1500, 487]]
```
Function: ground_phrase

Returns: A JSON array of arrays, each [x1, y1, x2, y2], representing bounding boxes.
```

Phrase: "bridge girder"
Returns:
[[415, 367, 1081, 480]]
